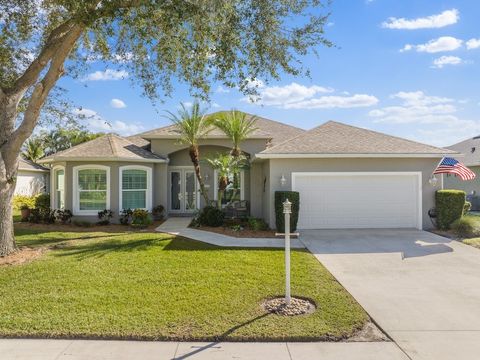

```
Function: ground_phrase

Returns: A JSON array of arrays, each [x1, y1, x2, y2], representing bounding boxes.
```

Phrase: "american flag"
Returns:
[[434, 157, 476, 181]]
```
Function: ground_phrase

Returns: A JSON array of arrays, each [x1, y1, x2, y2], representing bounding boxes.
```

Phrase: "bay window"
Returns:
[[73, 165, 110, 214], [119, 166, 152, 210]]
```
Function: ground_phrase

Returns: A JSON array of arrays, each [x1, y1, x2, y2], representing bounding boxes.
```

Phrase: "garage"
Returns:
[[292, 172, 422, 230]]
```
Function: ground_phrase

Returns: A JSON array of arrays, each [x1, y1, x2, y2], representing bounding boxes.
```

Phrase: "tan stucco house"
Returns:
[[39, 115, 456, 229], [444, 136, 480, 210]]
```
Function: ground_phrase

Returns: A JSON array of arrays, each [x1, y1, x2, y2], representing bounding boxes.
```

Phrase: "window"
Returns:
[[214, 170, 244, 205], [120, 166, 152, 210], [73, 165, 110, 214], [54, 168, 65, 209]]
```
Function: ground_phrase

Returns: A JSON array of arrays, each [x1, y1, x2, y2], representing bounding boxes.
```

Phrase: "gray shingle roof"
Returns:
[[139, 112, 305, 147], [260, 121, 456, 155], [447, 136, 480, 166], [39, 134, 166, 163], [18, 158, 49, 172]]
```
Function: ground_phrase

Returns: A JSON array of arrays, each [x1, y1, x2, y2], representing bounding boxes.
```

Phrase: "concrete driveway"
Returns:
[[302, 229, 480, 360]]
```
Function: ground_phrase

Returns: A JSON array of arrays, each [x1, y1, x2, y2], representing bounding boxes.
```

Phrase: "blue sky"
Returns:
[[58, 1, 480, 147]]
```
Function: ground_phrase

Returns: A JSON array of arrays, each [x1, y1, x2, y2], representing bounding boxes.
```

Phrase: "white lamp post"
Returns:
[[283, 199, 292, 305]]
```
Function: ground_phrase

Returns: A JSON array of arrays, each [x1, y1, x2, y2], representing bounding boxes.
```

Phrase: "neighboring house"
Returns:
[[15, 158, 50, 196], [444, 136, 480, 209], [39, 116, 456, 229]]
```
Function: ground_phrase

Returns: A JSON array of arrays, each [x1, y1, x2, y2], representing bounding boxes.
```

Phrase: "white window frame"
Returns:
[[213, 170, 245, 201], [119, 165, 152, 212], [52, 165, 65, 210], [73, 165, 111, 215]]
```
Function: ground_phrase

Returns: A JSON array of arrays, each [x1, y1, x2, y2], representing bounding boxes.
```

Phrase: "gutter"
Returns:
[[38, 157, 168, 164], [253, 153, 462, 160]]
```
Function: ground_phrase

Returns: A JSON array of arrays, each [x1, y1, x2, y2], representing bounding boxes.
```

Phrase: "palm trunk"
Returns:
[[189, 146, 210, 205]]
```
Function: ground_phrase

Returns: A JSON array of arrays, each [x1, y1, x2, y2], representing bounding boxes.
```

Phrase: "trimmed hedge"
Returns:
[[436, 190, 466, 230], [275, 191, 300, 233]]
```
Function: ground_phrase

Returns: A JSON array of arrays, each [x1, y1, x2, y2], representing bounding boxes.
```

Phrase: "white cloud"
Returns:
[[215, 85, 230, 94], [110, 98, 127, 108], [432, 55, 464, 68], [242, 82, 377, 109], [382, 9, 459, 30], [466, 38, 480, 50], [82, 69, 129, 81], [73, 108, 143, 136], [284, 94, 379, 109], [212, 102, 221, 108], [401, 36, 463, 53], [368, 91, 480, 146]]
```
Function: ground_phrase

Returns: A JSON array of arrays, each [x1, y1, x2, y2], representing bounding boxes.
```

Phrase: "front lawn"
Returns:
[[0, 226, 368, 341]]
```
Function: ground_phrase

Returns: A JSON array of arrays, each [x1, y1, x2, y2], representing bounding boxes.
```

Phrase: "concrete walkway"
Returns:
[[0, 339, 408, 359], [156, 217, 304, 249], [302, 229, 480, 360]]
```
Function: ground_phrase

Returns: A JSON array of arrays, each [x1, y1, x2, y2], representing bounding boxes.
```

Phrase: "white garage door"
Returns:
[[292, 172, 421, 229]]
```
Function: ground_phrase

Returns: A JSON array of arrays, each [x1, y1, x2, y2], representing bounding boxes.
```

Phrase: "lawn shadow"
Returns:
[[163, 237, 295, 253], [174, 313, 271, 360], [16, 231, 128, 248]]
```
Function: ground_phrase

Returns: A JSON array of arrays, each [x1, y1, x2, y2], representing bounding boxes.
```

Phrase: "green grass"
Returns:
[[0, 227, 368, 341], [12, 209, 21, 223]]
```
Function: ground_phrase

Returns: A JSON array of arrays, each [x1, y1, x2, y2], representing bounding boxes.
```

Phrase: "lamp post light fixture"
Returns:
[[283, 199, 292, 305], [280, 174, 287, 187], [429, 175, 438, 187]]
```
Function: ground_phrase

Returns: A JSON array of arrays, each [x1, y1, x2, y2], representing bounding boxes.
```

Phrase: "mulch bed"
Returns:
[[196, 225, 278, 238]]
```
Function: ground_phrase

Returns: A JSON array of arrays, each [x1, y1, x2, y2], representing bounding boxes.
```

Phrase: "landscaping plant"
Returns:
[[198, 206, 225, 227], [451, 217, 480, 239], [435, 190, 466, 230], [119, 209, 133, 225], [97, 209, 114, 226], [131, 209, 153, 228], [55, 209, 73, 224], [275, 191, 300, 233], [152, 205, 165, 221]]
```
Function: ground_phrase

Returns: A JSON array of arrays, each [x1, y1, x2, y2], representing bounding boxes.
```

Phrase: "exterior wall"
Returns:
[[15, 171, 48, 196], [262, 160, 271, 222], [263, 157, 442, 230], [443, 166, 480, 210], [167, 145, 251, 211], [51, 161, 157, 223]]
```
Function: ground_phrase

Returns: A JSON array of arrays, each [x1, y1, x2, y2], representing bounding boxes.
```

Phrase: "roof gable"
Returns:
[[39, 134, 166, 163], [447, 136, 480, 166], [260, 121, 455, 156]]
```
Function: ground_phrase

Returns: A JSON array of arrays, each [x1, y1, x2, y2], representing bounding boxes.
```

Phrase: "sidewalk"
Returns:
[[0, 339, 408, 359], [156, 217, 304, 249]]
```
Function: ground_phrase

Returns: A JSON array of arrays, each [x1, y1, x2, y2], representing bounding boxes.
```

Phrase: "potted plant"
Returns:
[[20, 204, 31, 221], [152, 205, 165, 221]]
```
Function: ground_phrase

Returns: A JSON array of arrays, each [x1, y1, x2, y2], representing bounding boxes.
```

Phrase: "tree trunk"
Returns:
[[189, 146, 210, 205], [0, 153, 18, 256]]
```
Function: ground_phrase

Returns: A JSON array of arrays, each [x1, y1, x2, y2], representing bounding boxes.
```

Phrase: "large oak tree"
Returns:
[[0, 0, 331, 256]]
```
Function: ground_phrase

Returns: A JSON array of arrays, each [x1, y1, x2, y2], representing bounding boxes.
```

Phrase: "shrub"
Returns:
[[451, 217, 480, 238], [231, 224, 243, 232], [198, 206, 224, 227], [13, 195, 36, 210], [131, 209, 153, 228], [119, 209, 133, 225], [34, 193, 50, 210], [97, 209, 114, 225], [55, 209, 73, 224], [275, 191, 300, 233], [464, 201, 472, 215], [248, 217, 269, 231], [436, 190, 466, 230], [28, 208, 55, 224], [152, 205, 165, 220]]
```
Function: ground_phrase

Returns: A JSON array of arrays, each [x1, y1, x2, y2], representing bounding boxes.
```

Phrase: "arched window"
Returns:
[[119, 166, 152, 210], [73, 165, 110, 215], [53, 166, 65, 209]]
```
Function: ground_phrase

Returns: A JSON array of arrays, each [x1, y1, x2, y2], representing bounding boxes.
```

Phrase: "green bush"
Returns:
[[275, 191, 300, 233], [451, 217, 480, 238], [464, 201, 472, 215], [198, 206, 224, 227], [248, 217, 269, 231], [119, 209, 133, 225], [97, 209, 113, 225], [436, 190, 466, 230], [34, 193, 50, 210], [131, 209, 153, 227], [13, 195, 36, 210], [55, 209, 73, 224]]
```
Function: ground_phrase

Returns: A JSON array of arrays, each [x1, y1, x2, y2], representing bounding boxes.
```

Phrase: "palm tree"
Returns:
[[22, 138, 44, 163], [204, 153, 248, 208], [212, 110, 258, 157], [166, 101, 213, 204]]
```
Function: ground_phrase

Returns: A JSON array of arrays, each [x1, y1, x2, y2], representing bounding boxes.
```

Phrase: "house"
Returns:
[[15, 158, 50, 196], [444, 136, 480, 209], [39, 116, 456, 229]]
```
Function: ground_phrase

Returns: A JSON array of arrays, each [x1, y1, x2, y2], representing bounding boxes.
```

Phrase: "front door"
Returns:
[[169, 169, 198, 213]]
